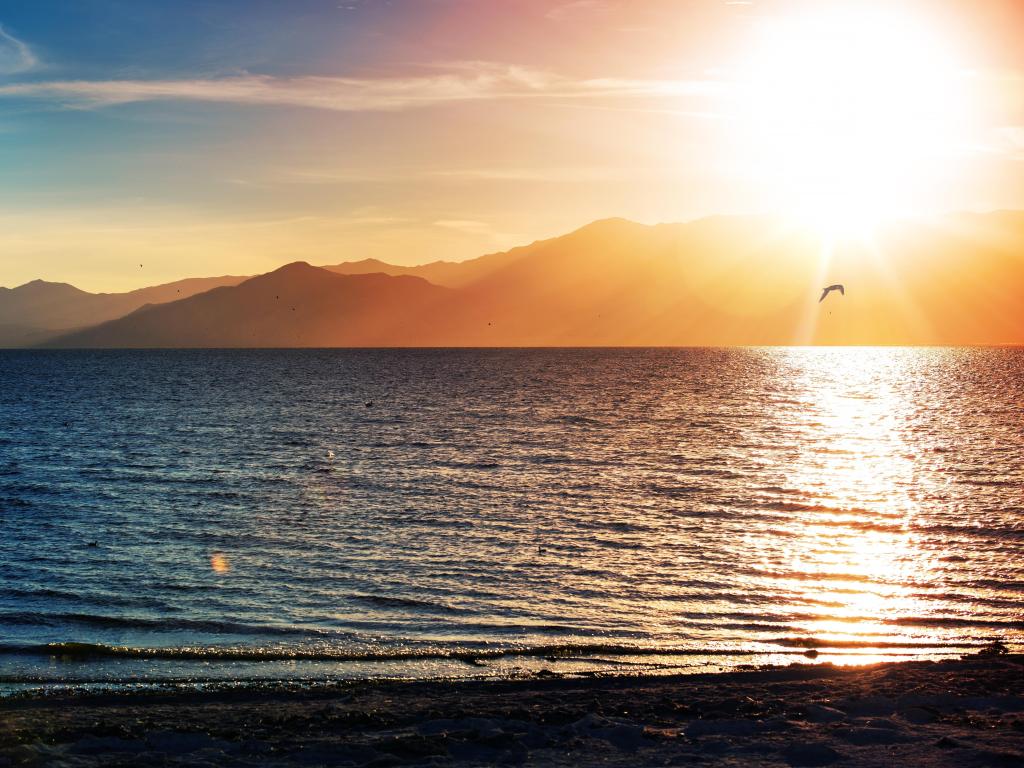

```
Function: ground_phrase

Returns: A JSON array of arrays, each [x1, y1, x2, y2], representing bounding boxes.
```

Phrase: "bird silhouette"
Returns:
[[819, 284, 845, 303]]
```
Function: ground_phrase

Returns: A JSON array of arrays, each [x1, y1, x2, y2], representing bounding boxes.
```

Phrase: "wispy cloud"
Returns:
[[0, 25, 37, 74], [433, 219, 493, 234], [0, 63, 718, 112], [279, 165, 647, 185], [986, 126, 1024, 160], [429, 167, 610, 182], [545, 1, 609, 22]]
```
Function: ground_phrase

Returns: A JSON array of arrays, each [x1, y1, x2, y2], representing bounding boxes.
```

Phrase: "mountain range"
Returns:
[[0, 274, 247, 347], [4, 212, 1024, 347]]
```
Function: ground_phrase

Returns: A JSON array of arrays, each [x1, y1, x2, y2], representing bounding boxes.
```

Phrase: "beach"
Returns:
[[2, 655, 1022, 767]]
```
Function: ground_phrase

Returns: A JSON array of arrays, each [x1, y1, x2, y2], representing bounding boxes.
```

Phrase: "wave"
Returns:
[[756, 501, 866, 514], [803, 518, 908, 534], [0, 587, 172, 610], [884, 616, 1024, 630], [557, 415, 608, 427], [957, 478, 1017, 488], [0, 638, 990, 664], [442, 461, 501, 470], [0, 611, 330, 637], [525, 454, 575, 465], [916, 524, 1024, 541], [677, 468, 743, 479], [767, 636, 981, 650], [349, 594, 467, 614]]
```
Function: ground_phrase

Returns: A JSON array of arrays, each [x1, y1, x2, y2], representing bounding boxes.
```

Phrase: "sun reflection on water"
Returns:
[[770, 348, 944, 659], [765, 352, 946, 659]]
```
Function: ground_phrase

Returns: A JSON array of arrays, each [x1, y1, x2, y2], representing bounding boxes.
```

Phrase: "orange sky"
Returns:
[[0, 0, 1023, 291]]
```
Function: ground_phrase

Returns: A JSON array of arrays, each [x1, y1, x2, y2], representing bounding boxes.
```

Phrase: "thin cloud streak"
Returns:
[[279, 165, 655, 184], [0, 25, 37, 74], [433, 219, 492, 233], [545, 1, 609, 22], [0, 64, 720, 112]]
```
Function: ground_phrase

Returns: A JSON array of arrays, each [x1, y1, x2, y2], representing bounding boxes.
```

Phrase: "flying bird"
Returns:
[[819, 284, 845, 303]]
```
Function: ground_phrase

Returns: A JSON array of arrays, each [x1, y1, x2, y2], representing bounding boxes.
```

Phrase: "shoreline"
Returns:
[[2, 655, 1022, 766]]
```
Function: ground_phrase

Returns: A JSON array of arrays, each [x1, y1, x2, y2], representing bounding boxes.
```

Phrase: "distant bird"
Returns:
[[326, 449, 335, 461], [86, 541, 98, 548], [365, 401, 374, 408], [819, 284, 845, 303]]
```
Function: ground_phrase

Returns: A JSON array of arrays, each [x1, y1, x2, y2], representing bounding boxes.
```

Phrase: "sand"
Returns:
[[1, 655, 1022, 767]]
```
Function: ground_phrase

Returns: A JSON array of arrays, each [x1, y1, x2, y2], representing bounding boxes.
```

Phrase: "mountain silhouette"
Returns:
[[46, 262, 452, 348], [0, 274, 247, 346], [27, 211, 1024, 347], [420, 216, 827, 345], [323, 238, 548, 289]]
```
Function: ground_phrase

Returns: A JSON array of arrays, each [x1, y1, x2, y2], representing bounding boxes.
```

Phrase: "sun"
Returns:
[[727, 2, 971, 238]]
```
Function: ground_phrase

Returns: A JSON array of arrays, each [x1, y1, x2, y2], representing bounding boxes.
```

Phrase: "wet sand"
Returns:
[[2, 655, 1022, 767]]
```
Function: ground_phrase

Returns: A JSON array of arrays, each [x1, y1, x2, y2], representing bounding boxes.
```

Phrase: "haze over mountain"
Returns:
[[322, 213, 1024, 346], [49, 263, 452, 348], [35, 212, 1024, 348], [323, 240, 552, 289], [0, 274, 247, 347]]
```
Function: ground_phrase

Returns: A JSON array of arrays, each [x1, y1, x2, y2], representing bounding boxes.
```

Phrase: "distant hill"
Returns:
[[0, 274, 248, 347], [31, 211, 1024, 347], [322, 238, 550, 289], [47, 262, 453, 348]]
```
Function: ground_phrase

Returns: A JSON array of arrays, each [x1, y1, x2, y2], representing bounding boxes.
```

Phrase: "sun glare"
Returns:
[[729, 3, 971, 237]]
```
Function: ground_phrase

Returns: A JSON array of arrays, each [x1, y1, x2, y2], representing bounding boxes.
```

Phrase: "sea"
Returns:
[[1, 348, 1022, 695]]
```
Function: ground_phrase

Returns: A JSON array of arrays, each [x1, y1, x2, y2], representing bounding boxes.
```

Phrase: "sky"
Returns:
[[1, 0, 1023, 291]]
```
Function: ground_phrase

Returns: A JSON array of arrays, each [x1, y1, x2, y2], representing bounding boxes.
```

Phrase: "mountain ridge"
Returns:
[[13, 211, 1024, 347], [0, 273, 249, 346], [46, 262, 453, 348]]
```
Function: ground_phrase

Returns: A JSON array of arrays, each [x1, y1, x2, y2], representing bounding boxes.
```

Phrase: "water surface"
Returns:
[[1, 348, 1022, 692]]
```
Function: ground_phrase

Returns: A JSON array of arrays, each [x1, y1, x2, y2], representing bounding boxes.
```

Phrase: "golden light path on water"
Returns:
[[767, 349, 942, 664], [557, 348, 974, 673], [585, 349, 978, 673]]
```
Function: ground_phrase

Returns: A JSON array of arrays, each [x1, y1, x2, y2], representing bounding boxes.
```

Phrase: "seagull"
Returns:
[[819, 284, 845, 303]]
